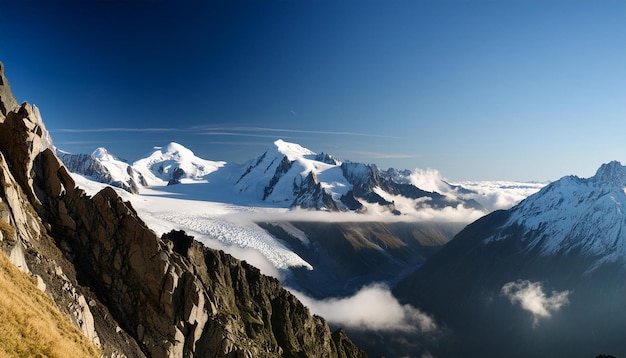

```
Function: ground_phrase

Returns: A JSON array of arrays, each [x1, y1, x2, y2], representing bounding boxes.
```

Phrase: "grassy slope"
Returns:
[[0, 250, 101, 358]]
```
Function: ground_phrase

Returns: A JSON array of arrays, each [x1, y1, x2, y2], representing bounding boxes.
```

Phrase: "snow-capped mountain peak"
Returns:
[[273, 139, 315, 160], [593, 160, 626, 186], [489, 160, 626, 269], [133, 142, 225, 185], [161, 142, 196, 160], [57, 147, 144, 194], [234, 139, 349, 209], [91, 147, 119, 162]]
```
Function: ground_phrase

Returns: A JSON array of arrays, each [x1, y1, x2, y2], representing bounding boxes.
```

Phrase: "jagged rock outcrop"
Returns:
[[0, 61, 19, 118], [0, 62, 366, 357], [292, 172, 340, 211]]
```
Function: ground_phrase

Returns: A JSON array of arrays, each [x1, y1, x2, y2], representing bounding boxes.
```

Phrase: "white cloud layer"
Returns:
[[290, 283, 437, 333], [452, 181, 547, 211], [501, 280, 570, 326], [409, 168, 450, 193], [408, 167, 546, 212]]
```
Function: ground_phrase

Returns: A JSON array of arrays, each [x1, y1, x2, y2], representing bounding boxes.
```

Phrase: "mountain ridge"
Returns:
[[394, 159, 626, 357], [59, 139, 486, 217], [488, 160, 626, 270]]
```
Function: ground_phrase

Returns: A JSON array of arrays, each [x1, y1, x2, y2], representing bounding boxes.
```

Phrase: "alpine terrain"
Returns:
[[0, 61, 367, 357], [59, 138, 484, 215], [58, 129, 492, 300], [61, 142, 473, 299], [394, 161, 626, 357]]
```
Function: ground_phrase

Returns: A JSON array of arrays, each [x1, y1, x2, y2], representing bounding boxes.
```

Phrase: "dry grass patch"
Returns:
[[0, 219, 14, 240], [0, 250, 101, 358]]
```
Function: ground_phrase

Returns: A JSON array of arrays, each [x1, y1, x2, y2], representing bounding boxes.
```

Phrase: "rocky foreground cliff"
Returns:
[[0, 62, 366, 357]]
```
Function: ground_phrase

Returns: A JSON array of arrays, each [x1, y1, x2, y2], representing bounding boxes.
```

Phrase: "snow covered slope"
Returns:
[[133, 142, 225, 185], [235, 140, 349, 210], [57, 148, 145, 193], [59, 139, 542, 217], [489, 160, 626, 268], [234, 139, 484, 214]]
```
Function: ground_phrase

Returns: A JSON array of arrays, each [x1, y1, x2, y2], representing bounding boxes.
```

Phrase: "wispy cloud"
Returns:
[[195, 131, 303, 140], [206, 141, 276, 147], [290, 283, 438, 333], [192, 125, 397, 139], [52, 127, 185, 133], [349, 151, 417, 160], [501, 280, 571, 327], [51, 125, 394, 139], [54, 140, 114, 146]]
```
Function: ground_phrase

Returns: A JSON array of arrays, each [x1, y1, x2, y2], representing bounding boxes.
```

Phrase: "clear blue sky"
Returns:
[[1, 0, 624, 181]]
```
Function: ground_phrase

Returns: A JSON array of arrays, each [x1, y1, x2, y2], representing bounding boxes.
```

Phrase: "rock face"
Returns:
[[0, 61, 19, 118], [0, 63, 366, 357]]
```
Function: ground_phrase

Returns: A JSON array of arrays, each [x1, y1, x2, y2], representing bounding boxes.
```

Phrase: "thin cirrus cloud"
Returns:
[[52, 125, 394, 139], [348, 150, 417, 160], [501, 280, 571, 327], [195, 131, 303, 140], [192, 125, 397, 138], [52, 127, 186, 133]]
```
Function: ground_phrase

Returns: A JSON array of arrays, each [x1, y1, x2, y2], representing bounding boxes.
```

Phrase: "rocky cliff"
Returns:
[[0, 61, 366, 357]]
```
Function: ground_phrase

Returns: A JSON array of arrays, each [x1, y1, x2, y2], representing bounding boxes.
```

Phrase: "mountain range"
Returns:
[[59, 142, 477, 300], [57, 139, 484, 216]]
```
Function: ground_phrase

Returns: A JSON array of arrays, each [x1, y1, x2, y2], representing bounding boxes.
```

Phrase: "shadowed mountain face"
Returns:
[[259, 221, 463, 298], [394, 163, 626, 357], [0, 61, 366, 357]]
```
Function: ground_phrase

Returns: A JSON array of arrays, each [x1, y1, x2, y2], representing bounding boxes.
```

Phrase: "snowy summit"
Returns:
[[489, 160, 626, 269], [133, 142, 226, 185]]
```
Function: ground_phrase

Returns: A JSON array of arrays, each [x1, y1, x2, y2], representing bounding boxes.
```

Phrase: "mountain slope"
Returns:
[[492, 161, 626, 267], [259, 221, 463, 297], [0, 61, 366, 357], [0, 249, 101, 358], [394, 161, 626, 357]]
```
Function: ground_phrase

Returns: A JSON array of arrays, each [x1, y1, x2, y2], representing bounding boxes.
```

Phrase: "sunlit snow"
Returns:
[[71, 174, 312, 276], [64, 139, 546, 277]]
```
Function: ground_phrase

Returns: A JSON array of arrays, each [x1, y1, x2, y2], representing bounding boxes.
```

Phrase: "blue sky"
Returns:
[[2, 0, 624, 181]]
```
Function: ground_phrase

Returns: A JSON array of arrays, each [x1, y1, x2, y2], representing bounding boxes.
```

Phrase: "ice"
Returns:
[[70, 174, 313, 274]]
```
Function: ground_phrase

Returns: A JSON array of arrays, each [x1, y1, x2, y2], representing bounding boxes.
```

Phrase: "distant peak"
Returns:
[[273, 139, 314, 159], [159, 142, 195, 158], [92, 147, 115, 161], [164, 142, 189, 152], [594, 161, 626, 186]]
